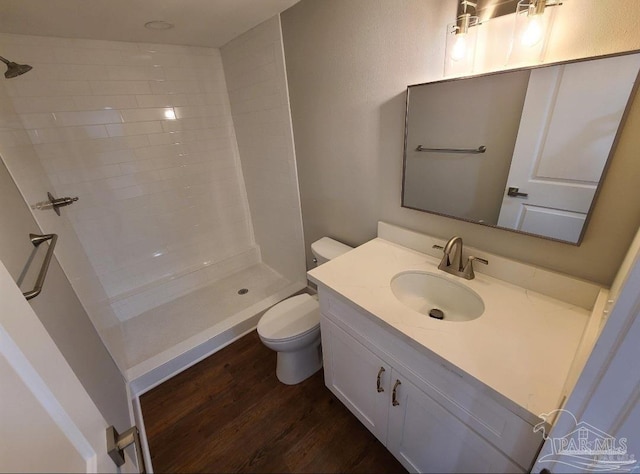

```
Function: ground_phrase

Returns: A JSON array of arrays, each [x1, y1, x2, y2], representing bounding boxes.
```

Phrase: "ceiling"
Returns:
[[0, 0, 301, 48]]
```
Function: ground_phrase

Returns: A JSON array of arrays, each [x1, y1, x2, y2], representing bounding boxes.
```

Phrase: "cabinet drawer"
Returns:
[[320, 290, 542, 470]]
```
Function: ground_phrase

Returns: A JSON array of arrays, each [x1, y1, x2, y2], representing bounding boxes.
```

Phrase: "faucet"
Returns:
[[440, 236, 463, 273], [434, 236, 488, 280]]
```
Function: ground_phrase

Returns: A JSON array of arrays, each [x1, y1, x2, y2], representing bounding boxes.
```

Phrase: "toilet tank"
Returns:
[[311, 237, 353, 266]]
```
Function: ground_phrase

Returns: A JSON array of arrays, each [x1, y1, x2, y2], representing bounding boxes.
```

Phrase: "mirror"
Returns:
[[402, 52, 640, 244]]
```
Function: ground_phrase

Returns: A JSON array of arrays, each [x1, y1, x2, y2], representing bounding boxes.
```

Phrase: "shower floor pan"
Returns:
[[108, 263, 304, 395]]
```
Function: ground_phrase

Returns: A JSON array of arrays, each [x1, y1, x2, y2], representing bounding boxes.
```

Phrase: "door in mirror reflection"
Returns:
[[497, 55, 640, 242], [402, 52, 640, 244]]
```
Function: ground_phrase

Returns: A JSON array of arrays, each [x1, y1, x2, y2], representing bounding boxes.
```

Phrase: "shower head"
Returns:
[[0, 56, 33, 79]]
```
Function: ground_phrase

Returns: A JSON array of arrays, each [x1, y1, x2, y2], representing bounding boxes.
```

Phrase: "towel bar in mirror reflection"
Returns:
[[416, 145, 486, 154], [402, 50, 640, 244]]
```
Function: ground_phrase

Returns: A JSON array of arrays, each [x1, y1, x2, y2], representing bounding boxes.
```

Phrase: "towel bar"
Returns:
[[22, 233, 57, 301], [416, 145, 486, 154]]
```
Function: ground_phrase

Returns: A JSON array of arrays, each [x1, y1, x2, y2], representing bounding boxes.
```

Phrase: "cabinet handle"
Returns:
[[392, 379, 401, 406], [376, 367, 385, 392]]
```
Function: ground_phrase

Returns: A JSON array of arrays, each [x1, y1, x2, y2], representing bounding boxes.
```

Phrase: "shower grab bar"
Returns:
[[22, 233, 57, 301], [416, 145, 486, 154]]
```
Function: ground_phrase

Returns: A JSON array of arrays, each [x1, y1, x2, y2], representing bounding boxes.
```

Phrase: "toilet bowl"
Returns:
[[257, 293, 321, 385], [257, 237, 353, 384]]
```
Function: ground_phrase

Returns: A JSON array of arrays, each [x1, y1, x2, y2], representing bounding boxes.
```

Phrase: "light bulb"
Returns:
[[521, 15, 543, 47], [451, 33, 467, 62]]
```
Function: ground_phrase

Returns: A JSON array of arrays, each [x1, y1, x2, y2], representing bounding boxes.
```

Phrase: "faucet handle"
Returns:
[[462, 255, 488, 280], [469, 256, 488, 266]]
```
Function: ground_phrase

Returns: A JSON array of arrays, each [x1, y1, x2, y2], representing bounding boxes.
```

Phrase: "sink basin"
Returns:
[[390, 271, 484, 322]]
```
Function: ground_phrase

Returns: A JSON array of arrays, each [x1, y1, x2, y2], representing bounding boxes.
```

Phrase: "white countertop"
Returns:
[[308, 238, 592, 418]]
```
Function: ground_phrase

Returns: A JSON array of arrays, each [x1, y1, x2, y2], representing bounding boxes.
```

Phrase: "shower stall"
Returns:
[[0, 16, 307, 391]]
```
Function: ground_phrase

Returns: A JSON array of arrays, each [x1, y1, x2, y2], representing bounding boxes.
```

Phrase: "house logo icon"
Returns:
[[535, 409, 637, 472]]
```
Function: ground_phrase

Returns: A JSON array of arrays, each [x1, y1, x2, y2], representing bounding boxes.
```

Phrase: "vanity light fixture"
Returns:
[[508, 0, 562, 65], [444, 0, 480, 76]]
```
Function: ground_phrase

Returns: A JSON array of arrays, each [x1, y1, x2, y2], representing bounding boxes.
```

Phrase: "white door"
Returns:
[[0, 259, 120, 473], [533, 230, 640, 473], [497, 54, 640, 242], [320, 318, 391, 441], [386, 371, 522, 474]]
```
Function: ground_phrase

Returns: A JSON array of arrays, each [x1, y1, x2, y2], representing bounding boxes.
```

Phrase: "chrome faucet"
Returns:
[[434, 236, 488, 280]]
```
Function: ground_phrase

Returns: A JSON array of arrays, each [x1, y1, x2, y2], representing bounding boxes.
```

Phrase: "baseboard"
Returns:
[[130, 394, 154, 474]]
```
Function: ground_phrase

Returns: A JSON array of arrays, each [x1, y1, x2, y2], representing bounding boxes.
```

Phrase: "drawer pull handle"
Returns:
[[376, 367, 385, 392], [392, 379, 401, 406]]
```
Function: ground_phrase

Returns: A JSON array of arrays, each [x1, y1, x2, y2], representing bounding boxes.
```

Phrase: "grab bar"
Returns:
[[22, 233, 57, 301], [416, 145, 486, 154]]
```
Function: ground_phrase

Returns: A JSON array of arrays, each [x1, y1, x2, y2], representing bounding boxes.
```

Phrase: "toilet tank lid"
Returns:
[[311, 237, 353, 261]]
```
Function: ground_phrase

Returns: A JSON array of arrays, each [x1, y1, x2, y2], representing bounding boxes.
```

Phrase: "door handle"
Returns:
[[507, 187, 528, 198], [376, 367, 385, 392], [107, 425, 146, 474], [392, 379, 401, 406]]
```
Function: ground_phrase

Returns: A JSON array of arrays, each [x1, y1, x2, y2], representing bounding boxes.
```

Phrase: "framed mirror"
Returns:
[[402, 51, 640, 244]]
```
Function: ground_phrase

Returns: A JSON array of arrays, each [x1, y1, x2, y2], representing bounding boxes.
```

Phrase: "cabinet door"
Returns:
[[387, 372, 524, 474], [321, 317, 391, 442]]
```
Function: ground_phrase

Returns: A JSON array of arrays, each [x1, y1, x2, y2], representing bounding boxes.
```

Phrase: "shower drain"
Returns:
[[237, 288, 249, 295]]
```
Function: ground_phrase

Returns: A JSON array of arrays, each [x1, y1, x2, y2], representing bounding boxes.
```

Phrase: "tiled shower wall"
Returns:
[[0, 44, 123, 337], [221, 16, 306, 286], [0, 33, 257, 320]]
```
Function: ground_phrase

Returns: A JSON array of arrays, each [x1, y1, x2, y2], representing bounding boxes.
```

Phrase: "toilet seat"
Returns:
[[257, 294, 320, 342]]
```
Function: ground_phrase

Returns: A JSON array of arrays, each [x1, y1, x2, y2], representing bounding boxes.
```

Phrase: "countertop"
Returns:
[[308, 238, 592, 418]]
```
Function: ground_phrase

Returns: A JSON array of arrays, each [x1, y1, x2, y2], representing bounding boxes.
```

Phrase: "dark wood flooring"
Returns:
[[140, 331, 406, 473]]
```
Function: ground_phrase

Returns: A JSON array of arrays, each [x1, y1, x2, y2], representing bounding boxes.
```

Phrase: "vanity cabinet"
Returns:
[[319, 290, 543, 473], [387, 370, 523, 473], [320, 314, 391, 441]]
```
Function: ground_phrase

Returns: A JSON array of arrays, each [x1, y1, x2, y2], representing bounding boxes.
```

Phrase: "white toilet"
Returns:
[[257, 237, 353, 384]]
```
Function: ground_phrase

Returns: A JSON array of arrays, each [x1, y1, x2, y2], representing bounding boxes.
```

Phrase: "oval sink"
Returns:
[[390, 271, 484, 322]]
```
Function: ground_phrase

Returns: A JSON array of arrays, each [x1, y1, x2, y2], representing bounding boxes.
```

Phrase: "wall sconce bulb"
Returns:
[[522, 15, 543, 47], [507, 0, 561, 65], [451, 33, 468, 62], [444, 3, 482, 75]]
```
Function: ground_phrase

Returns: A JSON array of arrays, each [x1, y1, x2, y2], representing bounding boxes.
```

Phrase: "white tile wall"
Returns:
[[221, 16, 306, 285], [0, 33, 257, 319], [0, 66, 125, 375]]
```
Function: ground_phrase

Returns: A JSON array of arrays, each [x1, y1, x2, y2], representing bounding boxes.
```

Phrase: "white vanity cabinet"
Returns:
[[319, 289, 543, 474], [320, 314, 391, 441], [386, 371, 522, 473]]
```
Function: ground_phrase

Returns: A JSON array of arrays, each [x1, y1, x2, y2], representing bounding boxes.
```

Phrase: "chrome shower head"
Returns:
[[0, 56, 33, 79]]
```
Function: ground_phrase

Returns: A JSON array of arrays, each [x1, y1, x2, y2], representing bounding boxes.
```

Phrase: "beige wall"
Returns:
[[281, 0, 640, 285]]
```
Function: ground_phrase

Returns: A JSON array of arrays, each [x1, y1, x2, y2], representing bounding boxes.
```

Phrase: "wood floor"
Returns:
[[140, 331, 406, 473]]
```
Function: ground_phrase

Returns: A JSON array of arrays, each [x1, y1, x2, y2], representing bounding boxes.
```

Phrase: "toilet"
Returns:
[[257, 237, 353, 384]]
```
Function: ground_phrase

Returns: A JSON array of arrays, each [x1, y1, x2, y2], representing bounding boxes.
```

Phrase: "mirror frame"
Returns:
[[401, 50, 640, 245]]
